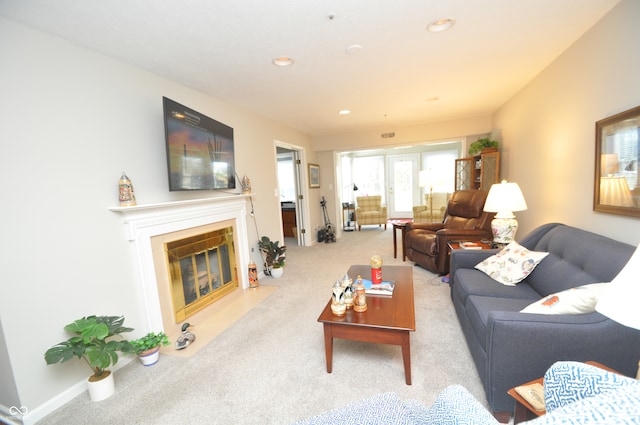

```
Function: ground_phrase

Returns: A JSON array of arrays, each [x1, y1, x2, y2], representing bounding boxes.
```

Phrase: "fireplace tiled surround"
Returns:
[[110, 195, 251, 338]]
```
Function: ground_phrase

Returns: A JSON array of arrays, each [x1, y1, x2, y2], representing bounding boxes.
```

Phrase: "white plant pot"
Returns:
[[270, 267, 284, 278], [87, 371, 115, 402], [138, 347, 160, 366]]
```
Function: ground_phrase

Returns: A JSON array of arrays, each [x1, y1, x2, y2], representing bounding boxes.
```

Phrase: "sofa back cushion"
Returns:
[[520, 224, 635, 297]]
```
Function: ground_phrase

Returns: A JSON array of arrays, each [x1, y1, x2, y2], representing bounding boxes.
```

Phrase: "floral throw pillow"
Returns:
[[520, 283, 608, 314], [475, 241, 549, 286]]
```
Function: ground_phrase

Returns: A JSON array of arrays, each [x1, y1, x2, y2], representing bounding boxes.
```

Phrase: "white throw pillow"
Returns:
[[521, 283, 608, 314], [596, 243, 640, 329], [475, 241, 549, 286]]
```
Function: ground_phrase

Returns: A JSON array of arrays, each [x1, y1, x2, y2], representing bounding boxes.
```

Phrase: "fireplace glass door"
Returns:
[[167, 227, 237, 322]]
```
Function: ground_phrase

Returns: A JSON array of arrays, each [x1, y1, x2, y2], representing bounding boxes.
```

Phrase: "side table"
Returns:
[[342, 204, 356, 232], [507, 361, 618, 424], [391, 221, 409, 261], [444, 240, 494, 278]]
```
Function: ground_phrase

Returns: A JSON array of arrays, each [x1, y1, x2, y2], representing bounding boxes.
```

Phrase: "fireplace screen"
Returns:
[[166, 227, 237, 322]]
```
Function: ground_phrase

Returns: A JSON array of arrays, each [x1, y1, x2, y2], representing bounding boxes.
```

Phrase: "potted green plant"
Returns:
[[468, 138, 499, 156], [258, 236, 286, 277], [44, 315, 134, 401], [130, 331, 171, 366]]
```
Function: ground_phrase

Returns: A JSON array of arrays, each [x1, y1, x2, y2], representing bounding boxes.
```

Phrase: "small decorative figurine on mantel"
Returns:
[[241, 175, 251, 194], [118, 172, 136, 206]]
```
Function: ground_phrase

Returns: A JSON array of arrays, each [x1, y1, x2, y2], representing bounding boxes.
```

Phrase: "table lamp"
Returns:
[[600, 176, 634, 207], [483, 180, 528, 244], [596, 243, 640, 379]]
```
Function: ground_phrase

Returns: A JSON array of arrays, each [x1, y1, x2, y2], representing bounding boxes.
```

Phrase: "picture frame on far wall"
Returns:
[[594, 105, 640, 218], [308, 163, 320, 188]]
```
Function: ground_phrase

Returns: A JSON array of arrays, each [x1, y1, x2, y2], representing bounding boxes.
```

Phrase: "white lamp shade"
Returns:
[[600, 176, 634, 207], [484, 180, 528, 215], [596, 244, 640, 330]]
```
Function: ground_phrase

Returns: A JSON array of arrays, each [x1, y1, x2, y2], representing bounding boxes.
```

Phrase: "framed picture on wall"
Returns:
[[308, 163, 320, 188], [594, 105, 640, 217]]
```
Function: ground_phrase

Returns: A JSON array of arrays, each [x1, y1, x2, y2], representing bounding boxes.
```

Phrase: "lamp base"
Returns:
[[491, 217, 518, 244]]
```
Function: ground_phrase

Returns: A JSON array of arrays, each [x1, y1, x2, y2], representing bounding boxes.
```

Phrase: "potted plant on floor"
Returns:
[[468, 138, 499, 156], [258, 236, 286, 278], [44, 315, 134, 401], [131, 331, 171, 366]]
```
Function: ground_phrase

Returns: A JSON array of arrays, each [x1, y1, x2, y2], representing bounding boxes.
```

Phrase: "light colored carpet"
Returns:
[[38, 227, 486, 424]]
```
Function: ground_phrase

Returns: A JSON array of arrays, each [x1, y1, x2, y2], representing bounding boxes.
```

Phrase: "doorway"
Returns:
[[387, 154, 420, 218], [276, 144, 308, 247]]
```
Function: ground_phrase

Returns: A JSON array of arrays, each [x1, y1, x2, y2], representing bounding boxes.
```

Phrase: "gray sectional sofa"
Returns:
[[449, 222, 640, 415]]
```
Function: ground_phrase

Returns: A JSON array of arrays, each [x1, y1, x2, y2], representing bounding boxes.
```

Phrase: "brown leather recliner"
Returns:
[[404, 190, 494, 275]]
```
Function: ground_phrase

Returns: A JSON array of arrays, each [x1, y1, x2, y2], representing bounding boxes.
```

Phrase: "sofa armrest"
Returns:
[[449, 249, 499, 283], [406, 222, 444, 232], [413, 205, 427, 214], [483, 311, 640, 410]]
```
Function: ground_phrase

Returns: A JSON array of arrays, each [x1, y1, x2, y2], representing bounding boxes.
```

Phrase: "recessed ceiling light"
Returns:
[[338, 110, 351, 115], [272, 57, 294, 67], [345, 44, 364, 55], [427, 18, 455, 33]]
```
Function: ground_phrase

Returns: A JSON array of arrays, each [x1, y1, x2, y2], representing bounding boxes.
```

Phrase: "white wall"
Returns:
[[0, 17, 314, 420], [493, 0, 640, 245]]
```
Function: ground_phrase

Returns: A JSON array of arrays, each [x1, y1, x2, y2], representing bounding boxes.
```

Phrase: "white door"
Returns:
[[387, 154, 419, 218]]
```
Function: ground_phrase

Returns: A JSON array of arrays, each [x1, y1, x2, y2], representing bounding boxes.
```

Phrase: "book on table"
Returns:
[[514, 383, 545, 412], [359, 278, 395, 296], [460, 241, 483, 250]]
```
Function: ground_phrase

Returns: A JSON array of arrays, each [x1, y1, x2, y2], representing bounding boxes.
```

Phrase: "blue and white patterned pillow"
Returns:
[[524, 385, 640, 424], [542, 361, 640, 412], [292, 392, 414, 425], [420, 385, 498, 425]]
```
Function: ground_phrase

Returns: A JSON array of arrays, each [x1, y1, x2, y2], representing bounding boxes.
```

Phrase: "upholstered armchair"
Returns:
[[355, 196, 387, 231], [412, 192, 450, 223], [404, 190, 494, 274]]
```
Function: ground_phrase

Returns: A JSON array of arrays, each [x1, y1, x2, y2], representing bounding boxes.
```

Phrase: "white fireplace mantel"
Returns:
[[109, 194, 252, 331]]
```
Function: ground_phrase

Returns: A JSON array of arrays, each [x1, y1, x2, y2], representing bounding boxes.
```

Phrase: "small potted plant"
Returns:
[[468, 138, 499, 156], [44, 315, 134, 401], [131, 331, 171, 366], [258, 236, 286, 278]]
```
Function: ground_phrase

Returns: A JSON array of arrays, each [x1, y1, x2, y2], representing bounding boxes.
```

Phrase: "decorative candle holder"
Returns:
[[370, 255, 383, 284], [353, 282, 367, 312], [331, 280, 346, 316]]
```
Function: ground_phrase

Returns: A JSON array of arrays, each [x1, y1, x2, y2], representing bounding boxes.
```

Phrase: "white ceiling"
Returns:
[[0, 0, 620, 137]]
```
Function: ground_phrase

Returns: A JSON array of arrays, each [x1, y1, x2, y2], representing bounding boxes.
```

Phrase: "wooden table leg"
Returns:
[[401, 224, 407, 261], [393, 224, 398, 258], [513, 401, 536, 424], [401, 332, 412, 385], [323, 323, 333, 373]]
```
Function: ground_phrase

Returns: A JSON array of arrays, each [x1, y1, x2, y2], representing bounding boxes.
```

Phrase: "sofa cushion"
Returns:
[[453, 269, 541, 307], [523, 224, 634, 295], [520, 283, 608, 315], [475, 242, 549, 286], [466, 295, 534, 351]]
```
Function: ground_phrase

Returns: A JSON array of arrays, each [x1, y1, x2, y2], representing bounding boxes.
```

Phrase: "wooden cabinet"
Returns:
[[281, 204, 297, 238], [455, 150, 500, 191]]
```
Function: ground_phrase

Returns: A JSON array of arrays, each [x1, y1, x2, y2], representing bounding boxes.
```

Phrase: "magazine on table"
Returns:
[[460, 241, 483, 250], [359, 278, 395, 296]]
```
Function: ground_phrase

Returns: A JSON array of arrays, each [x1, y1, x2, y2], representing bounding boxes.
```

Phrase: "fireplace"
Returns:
[[163, 225, 237, 322], [110, 196, 250, 337]]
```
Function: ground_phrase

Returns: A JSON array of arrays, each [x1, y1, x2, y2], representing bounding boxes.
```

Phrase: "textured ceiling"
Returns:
[[0, 0, 620, 136]]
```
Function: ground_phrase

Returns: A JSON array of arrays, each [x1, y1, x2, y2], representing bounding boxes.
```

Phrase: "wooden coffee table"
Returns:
[[317, 265, 415, 384]]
